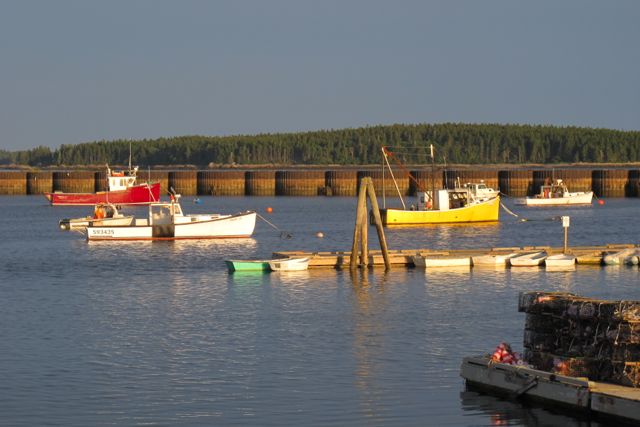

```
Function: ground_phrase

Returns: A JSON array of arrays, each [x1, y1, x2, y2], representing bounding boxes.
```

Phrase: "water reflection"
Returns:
[[460, 389, 599, 427]]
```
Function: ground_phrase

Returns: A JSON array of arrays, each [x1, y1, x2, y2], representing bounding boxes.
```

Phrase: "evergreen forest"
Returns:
[[2, 123, 640, 167]]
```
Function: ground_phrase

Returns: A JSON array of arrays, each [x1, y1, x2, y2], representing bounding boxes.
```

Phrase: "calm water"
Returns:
[[1, 195, 639, 426]]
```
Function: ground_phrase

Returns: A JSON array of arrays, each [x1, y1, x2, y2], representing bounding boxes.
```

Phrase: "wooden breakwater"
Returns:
[[2, 167, 640, 197]]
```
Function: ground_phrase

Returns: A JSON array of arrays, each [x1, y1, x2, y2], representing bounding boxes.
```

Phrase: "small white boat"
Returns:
[[509, 251, 548, 267], [59, 203, 134, 230], [545, 254, 576, 267], [472, 252, 519, 267], [603, 248, 639, 265], [413, 255, 471, 268], [268, 257, 310, 271], [514, 179, 593, 206], [86, 194, 256, 241]]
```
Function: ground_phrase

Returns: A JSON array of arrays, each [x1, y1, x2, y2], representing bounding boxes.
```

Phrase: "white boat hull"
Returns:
[[268, 257, 310, 271], [603, 248, 639, 265], [87, 211, 256, 240], [544, 254, 576, 267], [514, 191, 593, 206], [414, 255, 471, 268], [510, 251, 548, 267], [472, 253, 518, 266]]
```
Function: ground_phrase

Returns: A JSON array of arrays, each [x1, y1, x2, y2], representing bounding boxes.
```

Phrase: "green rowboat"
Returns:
[[225, 259, 272, 272]]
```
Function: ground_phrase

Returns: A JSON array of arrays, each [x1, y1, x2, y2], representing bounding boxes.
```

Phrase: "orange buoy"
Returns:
[[598, 199, 605, 205], [316, 232, 324, 238], [266, 207, 273, 213]]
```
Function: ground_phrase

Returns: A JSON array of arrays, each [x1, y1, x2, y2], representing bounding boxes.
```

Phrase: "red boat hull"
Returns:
[[44, 183, 161, 206]]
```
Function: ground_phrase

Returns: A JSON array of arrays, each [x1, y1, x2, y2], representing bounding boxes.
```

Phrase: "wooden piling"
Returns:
[[245, 171, 276, 196], [592, 169, 628, 198], [0, 171, 27, 195], [276, 170, 325, 196], [26, 171, 52, 195], [325, 170, 358, 196], [350, 177, 390, 270], [168, 170, 197, 195], [52, 171, 95, 193], [498, 169, 533, 196], [197, 170, 245, 196]]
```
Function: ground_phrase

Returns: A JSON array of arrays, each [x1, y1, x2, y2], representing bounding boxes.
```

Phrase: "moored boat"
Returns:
[[510, 251, 548, 267], [514, 179, 593, 206], [413, 255, 471, 268], [471, 252, 519, 267], [86, 194, 256, 241], [225, 260, 272, 272], [268, 257, 310, 271], [45, 165, 160, 206], [544, 253, 576, 267], [603, 248, 639, 265], [59, 203, 134, 230], [377, 146, 500, 225]]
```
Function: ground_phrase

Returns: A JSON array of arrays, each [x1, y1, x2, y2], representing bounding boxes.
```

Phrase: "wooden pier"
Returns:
[[461, 355, 640, 424], [274, 243, 639, 268]]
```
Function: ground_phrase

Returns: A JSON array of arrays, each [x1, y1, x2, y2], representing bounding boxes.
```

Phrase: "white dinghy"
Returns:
[[509, 251, 548, 267], [544, 254, 576, 268], [413, 255, 471, 268], [268, 257, 310, 271], [471, 252, 519, 267], [603, 248, 639, 265]]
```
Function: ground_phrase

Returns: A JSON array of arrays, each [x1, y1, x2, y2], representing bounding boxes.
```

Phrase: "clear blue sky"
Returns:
[[1, 1, 638, 151]]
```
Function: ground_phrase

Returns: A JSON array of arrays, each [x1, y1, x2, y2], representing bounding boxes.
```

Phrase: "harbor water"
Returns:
[[1, 195, 639, 426]]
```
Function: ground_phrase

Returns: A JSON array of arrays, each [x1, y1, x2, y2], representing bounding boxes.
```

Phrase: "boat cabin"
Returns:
[[463, 181, 499, 201], [537, 179, 569, 199], [107, 166, 138, 191], [416, 189, 470, 211]]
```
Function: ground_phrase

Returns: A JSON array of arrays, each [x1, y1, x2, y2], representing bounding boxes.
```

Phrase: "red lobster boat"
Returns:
[[44, 166, 161, 206]]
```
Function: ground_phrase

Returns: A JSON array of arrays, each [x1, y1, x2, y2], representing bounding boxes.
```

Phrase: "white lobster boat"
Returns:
[[514, 179, 593, 206], [86, 195, 256, 241]]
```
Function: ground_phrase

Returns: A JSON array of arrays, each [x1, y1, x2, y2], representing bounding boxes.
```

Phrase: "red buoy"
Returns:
[[266, 207, 273, 213], [598, 199, 605, 205]]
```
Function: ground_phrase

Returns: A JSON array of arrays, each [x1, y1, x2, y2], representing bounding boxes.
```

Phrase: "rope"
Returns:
[[256, 213, 292, 239], [500, 202, 526, 221]]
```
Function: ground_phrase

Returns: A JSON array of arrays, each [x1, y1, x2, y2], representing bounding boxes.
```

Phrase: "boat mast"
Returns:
[[128, 141, 132, 172], [430, 144, 435, 210]]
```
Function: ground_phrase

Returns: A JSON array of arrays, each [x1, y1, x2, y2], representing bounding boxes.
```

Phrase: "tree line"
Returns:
[[2, 123, 640, 167]]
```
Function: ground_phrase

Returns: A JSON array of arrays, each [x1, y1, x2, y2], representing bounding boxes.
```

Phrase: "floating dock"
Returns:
[[461, 355, 640, 424], [274, 243, 639, 268]]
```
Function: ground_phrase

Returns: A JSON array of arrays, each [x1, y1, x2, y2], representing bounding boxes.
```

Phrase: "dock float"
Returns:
[[461, 355, 640, 424], [274, 244, 639, 268]]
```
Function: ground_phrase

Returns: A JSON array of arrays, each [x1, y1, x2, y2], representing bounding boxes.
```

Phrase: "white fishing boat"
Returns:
[[268, 257, 310, 271], [86, 194, 256, 241], [463, 181, 500, 202], [413, 255, 471, 268], [471, 252, 519, 267], [59, 204, 134, 230], [603, 248, 639, 265], [510, 251, 548, 267], [544, 253, 576, 267], [514, 179, 593, 206]]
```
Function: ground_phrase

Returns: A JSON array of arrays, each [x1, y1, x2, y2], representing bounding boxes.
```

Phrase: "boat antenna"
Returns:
[[128, 140, 132, 172]]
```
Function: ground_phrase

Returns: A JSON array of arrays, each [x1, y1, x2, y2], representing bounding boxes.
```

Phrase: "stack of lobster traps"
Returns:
[[519, 291, 640, 387]]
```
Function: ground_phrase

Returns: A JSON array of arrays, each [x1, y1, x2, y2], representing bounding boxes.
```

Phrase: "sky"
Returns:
[[1, 1, 639, 151]]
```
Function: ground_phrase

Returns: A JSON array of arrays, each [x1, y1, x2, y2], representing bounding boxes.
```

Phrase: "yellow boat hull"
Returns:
[[381, 196, 500, 225]]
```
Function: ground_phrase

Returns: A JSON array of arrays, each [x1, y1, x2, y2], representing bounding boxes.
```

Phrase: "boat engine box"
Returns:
[[433, 189, 450, 211]]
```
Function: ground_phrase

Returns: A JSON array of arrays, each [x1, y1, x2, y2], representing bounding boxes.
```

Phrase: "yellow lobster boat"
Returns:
[[380, 188, 500, 225], [377, 145, 500, 225]]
